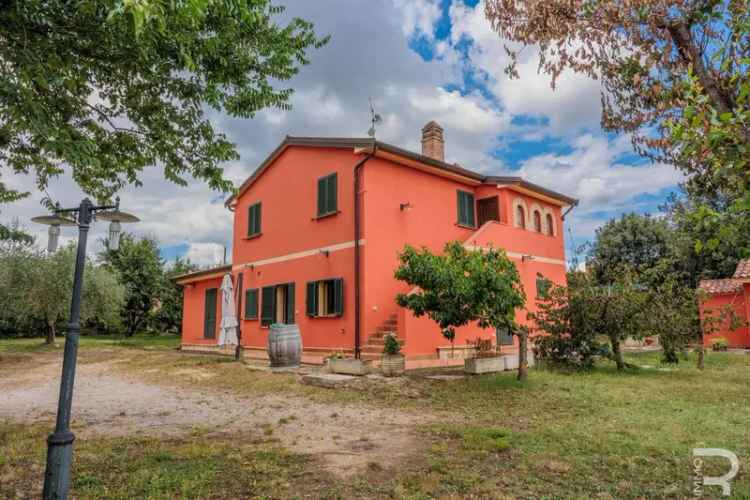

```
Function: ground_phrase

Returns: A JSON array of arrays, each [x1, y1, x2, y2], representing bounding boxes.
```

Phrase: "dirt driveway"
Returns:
[[0, 350, 429, 477]]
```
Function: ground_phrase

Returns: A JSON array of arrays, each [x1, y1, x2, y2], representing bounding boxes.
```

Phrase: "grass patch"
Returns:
[[0, 421, 324, 499], [0, 334, 180, 354], [3, 337, 749, 498]]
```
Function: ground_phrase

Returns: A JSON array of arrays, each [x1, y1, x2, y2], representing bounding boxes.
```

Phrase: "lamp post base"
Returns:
[[43, 430, 75, 500]]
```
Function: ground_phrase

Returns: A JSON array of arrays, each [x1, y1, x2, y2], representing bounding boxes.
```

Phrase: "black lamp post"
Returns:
[[32, 197, 138, 500]]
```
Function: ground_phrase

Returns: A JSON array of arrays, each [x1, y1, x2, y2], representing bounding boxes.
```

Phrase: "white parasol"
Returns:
[[218, 273, 239, 346]]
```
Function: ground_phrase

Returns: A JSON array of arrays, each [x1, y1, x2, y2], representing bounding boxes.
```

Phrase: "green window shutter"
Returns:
[[306, 281, 318, 316], [317, 177, 326, 215], [261, 286, 275, 326], [456, 191, 463, 225], [458, 191, 474, 226], [244, 289, 258, 320], [248, 203, 261, 236], [327, 173, 337, 213], [285, 283, 295, 324], [203, 288, 217, 339], [254, 203, 261, 235], [466, 193, 475, 227], [457, 191, 475, 227], [333, 278, 344, 316], [536, 275, 551, 298]]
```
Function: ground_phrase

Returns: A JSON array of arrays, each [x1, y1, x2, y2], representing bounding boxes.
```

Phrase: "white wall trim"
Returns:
[[464, 244, 565, 266], [233, 239, 365, 270]]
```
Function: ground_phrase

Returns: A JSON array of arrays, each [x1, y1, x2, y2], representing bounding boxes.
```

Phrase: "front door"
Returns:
[[204, 288, 218, 339], [477, 196, 500, 226]]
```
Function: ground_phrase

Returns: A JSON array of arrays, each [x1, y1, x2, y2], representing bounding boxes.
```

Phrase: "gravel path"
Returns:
[[1, 352, 427, 476]]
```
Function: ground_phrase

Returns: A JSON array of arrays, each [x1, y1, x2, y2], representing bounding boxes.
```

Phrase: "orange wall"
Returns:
[[235, 247, 355, 351], [700, 290, 750, 348], [183, 145, 570, 358], [181, 277, 223, 345], [360, 157, 567, 355], [232, 146, 357, 266]]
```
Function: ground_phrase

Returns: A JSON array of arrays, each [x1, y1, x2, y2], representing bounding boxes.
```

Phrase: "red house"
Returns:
[[176, 122, 578, 366], [699, 259, 750, 348]]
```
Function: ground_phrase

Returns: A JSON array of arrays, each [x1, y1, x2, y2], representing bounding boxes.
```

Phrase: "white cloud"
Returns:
[[1, 0, 686, 258], [392, 0, 441, 39], [185, 242, 228, 267]]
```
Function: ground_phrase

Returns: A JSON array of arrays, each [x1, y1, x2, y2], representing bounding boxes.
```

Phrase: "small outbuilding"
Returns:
[[699, 260, 750, 348]]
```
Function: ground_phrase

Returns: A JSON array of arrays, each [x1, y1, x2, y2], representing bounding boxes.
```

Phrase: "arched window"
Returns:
[[516, 205, 525, 229], [533, 210, 542, 232], [546, 213, 554, 236]]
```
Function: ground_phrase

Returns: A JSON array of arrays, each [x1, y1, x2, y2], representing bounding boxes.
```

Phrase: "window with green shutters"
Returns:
[[306, 278, 343, 317], [457, 190, 475, 227], [496, 326, 513, 346], [260, 283, 295, 326], [247, 202, 261, 237], [244, 288, 259, 320], [317, 173, 338, 216]]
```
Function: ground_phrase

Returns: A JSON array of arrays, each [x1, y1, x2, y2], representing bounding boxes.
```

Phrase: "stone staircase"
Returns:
[[360, 314, 403, 361]]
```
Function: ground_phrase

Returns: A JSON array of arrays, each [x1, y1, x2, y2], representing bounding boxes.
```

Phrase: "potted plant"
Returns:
[[381, 334, 405, 376], [327, 349, 369, 375], [711, 337, 729, 352], [464, 337, 506, 374]]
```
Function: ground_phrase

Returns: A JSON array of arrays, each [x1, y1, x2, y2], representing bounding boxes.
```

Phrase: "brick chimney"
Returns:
[[421, 121, 444, 161]]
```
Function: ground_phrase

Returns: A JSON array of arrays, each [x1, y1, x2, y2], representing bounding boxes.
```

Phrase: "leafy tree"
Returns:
[[0, 242, 41, 337], [154, 257, 199, 334], [0, 219, 34, 244], [531, 270, 648, 371], [0, 242, 124, 342], [0, 0, 328, 204], [100, 233, 164, 336], [394, 241, 528, 380], [485, 1, 749, 191], [528, 275, 604, 370], [588, 213, 678, 286]]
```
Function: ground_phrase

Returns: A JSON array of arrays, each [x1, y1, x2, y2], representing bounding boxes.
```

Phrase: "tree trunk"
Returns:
[[517, 330, 528, 382], [611, 336, 625, 370], [45, 321, 55, 345], [697, 344, 705, 370]]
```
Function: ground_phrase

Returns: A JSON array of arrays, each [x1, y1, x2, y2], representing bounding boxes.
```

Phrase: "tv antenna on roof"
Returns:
[[367, 97, 382, 138]]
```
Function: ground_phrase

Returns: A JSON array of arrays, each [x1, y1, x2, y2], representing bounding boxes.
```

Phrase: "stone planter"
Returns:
[[381, 354, 405, 376], [464, 356, 506, 374], [328, 357, 369, 376]]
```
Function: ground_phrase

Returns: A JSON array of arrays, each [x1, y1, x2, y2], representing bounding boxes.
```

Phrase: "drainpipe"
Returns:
[[353, 144, 377, 359]]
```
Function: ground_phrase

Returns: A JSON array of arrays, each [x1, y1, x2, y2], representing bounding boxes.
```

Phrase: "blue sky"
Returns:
[[5, 0, 684, 266]]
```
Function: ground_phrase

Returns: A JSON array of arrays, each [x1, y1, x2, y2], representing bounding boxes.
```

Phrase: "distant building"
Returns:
[[699, 260, 750, 348]]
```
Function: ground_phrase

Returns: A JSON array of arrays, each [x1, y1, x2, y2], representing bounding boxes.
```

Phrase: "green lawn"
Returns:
[[0, 333, 180, 353], [1, 338, 747, 499]]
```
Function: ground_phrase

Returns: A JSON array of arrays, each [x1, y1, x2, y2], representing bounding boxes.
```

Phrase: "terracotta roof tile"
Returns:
[[699, 279, 743, 295], [733, 259, 750, 279]]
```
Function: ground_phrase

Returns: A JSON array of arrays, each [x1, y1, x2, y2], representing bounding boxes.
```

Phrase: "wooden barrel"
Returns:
[[267, 324, 302, 370]]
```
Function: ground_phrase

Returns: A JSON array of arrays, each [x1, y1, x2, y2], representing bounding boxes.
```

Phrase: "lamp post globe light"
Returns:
[[32, 197, 138, 500]]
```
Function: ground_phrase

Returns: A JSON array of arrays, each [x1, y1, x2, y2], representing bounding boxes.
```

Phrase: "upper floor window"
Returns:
[[457, 190, 475, 227], [317, 173, 338, 217], [533, 210, 542, 232], [247, 202, 261, 237], [516, 205, 526, 229], [546, 213, 554, 236]]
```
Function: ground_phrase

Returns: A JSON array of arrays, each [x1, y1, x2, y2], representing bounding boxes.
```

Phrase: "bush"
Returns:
[[383, 334, 401, 355], [711, 338, 729, 351]]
